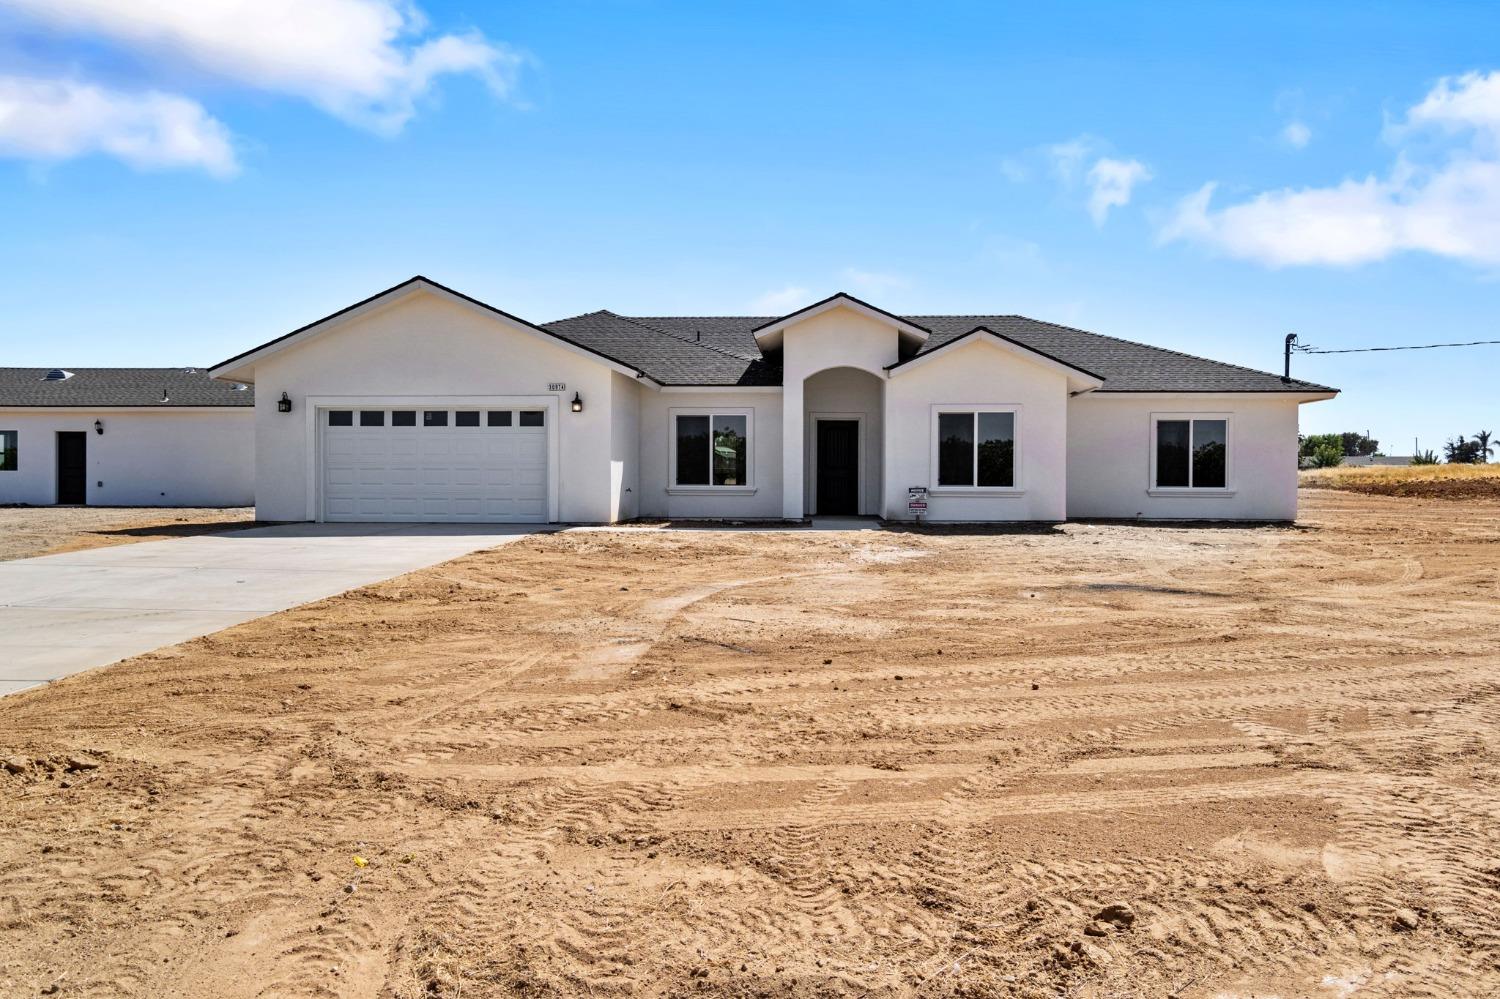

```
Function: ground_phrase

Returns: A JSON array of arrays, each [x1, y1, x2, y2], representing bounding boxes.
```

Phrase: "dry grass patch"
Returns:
[[1300, 462, 1500, 500]]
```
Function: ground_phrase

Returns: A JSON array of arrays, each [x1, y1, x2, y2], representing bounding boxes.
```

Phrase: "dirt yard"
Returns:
[[2, 490, 1498, 998], [0, 506, 256, 562]]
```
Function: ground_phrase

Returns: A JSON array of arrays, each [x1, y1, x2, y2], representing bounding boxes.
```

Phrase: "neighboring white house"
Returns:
[[208, 276, 1337, 525], [0, 368, 255, 507]]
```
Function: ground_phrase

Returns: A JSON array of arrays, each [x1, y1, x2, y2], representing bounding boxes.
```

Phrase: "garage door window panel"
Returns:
[[359, 411, 385, 427], [519, 411, 544, 427], [424, 411, 449, 427], [392, 410, 416, 427], [328, 410, 353, 427], [487, 410, 512, 427]]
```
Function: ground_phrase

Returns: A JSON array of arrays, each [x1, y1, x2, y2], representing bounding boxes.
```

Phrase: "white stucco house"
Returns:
[[206, 276, 1336, 525], [0, 368, 254, 507]]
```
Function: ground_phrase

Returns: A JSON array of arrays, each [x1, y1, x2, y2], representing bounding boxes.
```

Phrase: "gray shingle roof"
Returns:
[[542, 311, 1334, 393], [0, 368, 255, 407]]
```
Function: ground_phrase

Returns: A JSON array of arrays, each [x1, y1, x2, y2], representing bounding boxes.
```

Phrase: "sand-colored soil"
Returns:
[[0, 506, 256, 562], [2, 489, 1498, 997]]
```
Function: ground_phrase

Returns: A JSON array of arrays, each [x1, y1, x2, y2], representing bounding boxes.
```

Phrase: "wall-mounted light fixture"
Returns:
[[94, 419, 104, 435], [277, 392, 293, 414], [571, 391, 583, 413]]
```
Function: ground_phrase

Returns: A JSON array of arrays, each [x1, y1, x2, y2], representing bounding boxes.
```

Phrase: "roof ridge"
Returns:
[[543, 308, 612, 325], [990, 314, 1333, 391], [612, 313, 759, 362]]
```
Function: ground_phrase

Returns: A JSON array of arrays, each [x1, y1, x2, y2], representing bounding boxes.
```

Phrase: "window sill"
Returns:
[[667, 486, 758, 496], [1147, 488, 1237, 498], [929, 487, 1025, 497]]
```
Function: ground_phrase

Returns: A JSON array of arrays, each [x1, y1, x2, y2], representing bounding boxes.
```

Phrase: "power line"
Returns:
[[1294, 338, 1500, 355]]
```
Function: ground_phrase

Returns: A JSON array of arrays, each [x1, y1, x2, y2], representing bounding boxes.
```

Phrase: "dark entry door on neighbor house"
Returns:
[[56, 431, 87, 505], [815, 420, 859, 516]]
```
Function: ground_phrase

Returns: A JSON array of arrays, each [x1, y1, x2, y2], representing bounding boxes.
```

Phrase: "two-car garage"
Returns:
[[321, 405, 549, 522]]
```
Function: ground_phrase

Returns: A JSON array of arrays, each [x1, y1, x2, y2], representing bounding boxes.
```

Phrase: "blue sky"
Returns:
[[3, 1, 1499, 456]]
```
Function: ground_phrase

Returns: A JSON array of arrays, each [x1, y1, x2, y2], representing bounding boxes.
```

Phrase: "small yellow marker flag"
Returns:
[[352, 856, 368, 868]]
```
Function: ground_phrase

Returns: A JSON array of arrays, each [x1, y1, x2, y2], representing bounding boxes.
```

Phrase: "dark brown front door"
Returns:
[[815, 420, 859, 516], [56, 431, 87, 505]]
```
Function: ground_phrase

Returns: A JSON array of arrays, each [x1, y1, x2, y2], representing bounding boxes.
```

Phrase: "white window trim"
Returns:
[[668, 407, 754, 493], [928, 404, 1024, 495], [1148, 412, 1235, 496]]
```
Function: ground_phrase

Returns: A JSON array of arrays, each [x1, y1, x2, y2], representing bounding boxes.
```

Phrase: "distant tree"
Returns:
[[1308, 441, 1344, 468], [1444, 436, 1485, 464], [1299, 432, 1378, 459], [1476, 430, 1494, 463], [1299, 433, 1343, 458], [1412, 450, 1440, 465]]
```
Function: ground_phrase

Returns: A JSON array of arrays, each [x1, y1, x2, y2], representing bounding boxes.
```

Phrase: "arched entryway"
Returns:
[[803, 366, 884, 516]]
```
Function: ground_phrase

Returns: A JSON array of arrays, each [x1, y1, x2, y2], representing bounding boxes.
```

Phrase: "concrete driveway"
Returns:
[[0, 522, 546, 696]]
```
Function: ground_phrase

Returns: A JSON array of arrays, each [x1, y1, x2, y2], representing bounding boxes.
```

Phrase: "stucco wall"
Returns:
[[610, 372, 641, 522], [248, 290, 628, 523], [780, 308, 901, 518], [0, 408, 254, 507], [636, 389, 784, 519], [803, 367, 883, 515], [883, 339, 1070, 521], [1066, 394, 1302, 520]]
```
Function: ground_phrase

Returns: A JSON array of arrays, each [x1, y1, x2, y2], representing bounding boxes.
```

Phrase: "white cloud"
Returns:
[[0, 75, 236, 175], [1031, 135, 1150, 224], [1162, 71, 1500, 268], [1404, 70, 1500, 137], [751, 286, 811, 314], [1281, 120, 1312, 148], [1047, 137, 1095, 184], [1085, 157, 1151, 225], [0, 0, 523, 134], [839, 267, 910, 295]]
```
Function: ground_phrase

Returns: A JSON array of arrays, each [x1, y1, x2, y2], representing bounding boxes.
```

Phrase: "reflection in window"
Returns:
[[712, 414, 747, 486], [937, 411, 1014, 487], [423, 411, 448, 427], [674, 412, 751, 487], [1156, 418, 1228, 488], [977, 412, 1015, 487]]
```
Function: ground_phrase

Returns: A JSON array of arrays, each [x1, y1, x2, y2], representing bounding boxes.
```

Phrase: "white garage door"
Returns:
[[322, 406, 549, 522]]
